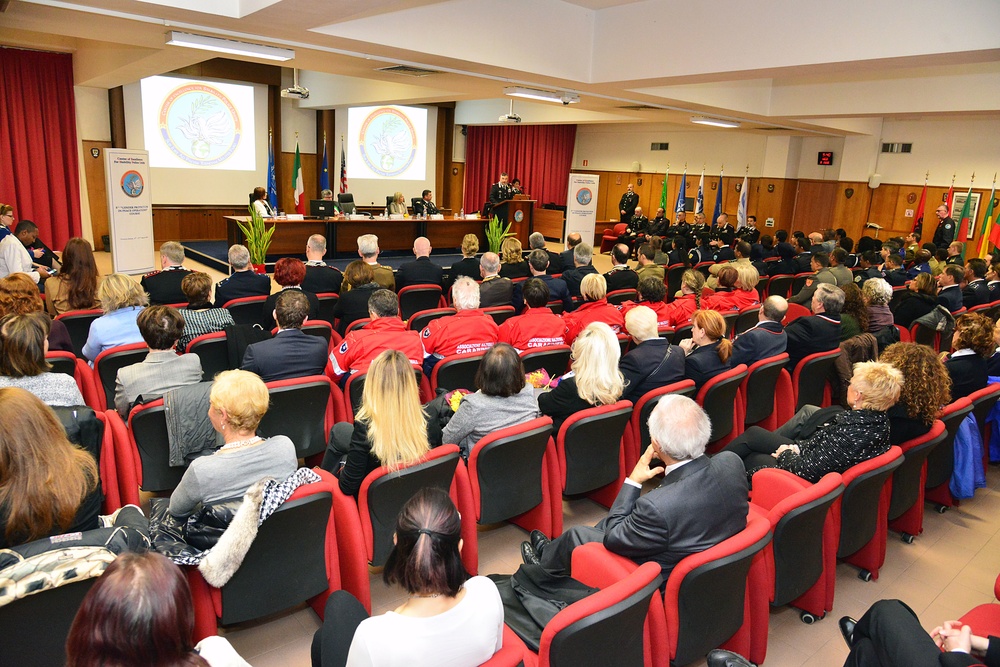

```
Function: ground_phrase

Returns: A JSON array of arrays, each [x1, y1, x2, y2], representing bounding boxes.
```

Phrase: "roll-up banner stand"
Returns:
[[565, 173, 600, 246], [105, 149, 156, 275]]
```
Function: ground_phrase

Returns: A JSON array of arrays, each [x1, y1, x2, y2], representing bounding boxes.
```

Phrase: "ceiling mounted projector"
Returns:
[[281, 68, 309, 100], [499, 98, 522, 123]]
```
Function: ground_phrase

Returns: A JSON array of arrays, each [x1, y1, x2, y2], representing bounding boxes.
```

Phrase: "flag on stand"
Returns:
[[659, 167, 669, 212], [977, 180, 996, 258], [713, 169, 724, 228], [266, 131, 277, 211], [957, 185, 974, 242], [696, 170, 705, 221], [292, 140, 305, 215], [319, 134, 330, 193], [674, 169, 687, 214], [946, 178, 955, 220], [912, 180, 927, 236], [339, 137, 348, 195], [737, 175, 748, 230]]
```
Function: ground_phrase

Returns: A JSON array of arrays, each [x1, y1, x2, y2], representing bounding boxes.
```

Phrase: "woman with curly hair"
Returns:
[[880, 342, 952, 444], [498, 237, 529, 279], [861, 277, 894, 332], [945, 312, 995, 399], [839, 283, 869, 340], [0, 272, 73, 352]]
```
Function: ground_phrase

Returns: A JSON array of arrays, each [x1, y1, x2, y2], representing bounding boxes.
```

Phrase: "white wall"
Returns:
[[280, 70, 316, 154], [872, 117, 1000, 187]]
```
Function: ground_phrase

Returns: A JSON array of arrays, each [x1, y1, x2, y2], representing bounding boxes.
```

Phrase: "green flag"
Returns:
[[958, 186, 973, 242], [659, 167, 669, 212]]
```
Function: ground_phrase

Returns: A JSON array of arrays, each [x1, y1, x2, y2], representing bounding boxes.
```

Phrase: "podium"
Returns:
[[491, 198, 534, 243]]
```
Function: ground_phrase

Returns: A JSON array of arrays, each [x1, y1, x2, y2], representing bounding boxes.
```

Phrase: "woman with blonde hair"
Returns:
[[449, 234, 482, 285], [499, 237, 529, 279], [45, 237, 100, 316], [0, 312, 84, 406], [389, 192, 408, 215], [82, 273, 148, 362], [539, 321, 625, 433], [704, 264, 761, 313], [663, 269, 704, 327], [0, 272, 73, 352], [324, 349, 439, 497], [880, 342, 951, 444], [168, 369, 297, 519], [562, 273, 625, 344], [680, 309, 733, 389]]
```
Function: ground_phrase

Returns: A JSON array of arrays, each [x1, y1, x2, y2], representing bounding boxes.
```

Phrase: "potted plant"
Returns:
[[484, 214, 514, 254], [237, 204, 276, 274]]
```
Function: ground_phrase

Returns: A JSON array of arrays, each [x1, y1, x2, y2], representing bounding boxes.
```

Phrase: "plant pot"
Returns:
[[251, 263, 267, 275]]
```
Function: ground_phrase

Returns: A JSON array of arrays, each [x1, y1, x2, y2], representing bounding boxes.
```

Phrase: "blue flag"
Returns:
[[319, 135, 330, 192], [712, 171, 723, 228], [674, 170, 687, 214], [267, 132, 277, 210]]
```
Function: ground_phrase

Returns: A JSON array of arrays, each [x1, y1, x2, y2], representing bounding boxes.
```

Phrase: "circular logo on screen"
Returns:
[[514, 210, 524, 223], [158, 83, 241, 166], [358, 107, 417, 177], [120, 170, 144, 197], [575, 188, 593, 206]]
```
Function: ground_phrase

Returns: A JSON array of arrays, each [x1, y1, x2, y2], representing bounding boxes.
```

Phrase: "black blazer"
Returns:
[[938, 285, 963, 313], [543, 249, 564, 275], [962, 279, 991, 308], [479, 276, 514, 307], [214, 270, 271, 307], [512, 275, 572, 313], [731, 321, 787, 368], [301, 264, 344, 295], [946, 353, 989, 399], [241, 328, 328, 382], [140, 267, 192, 305], [448, 257, 481, 287], [604, 267, 639, 292], [396, 257, 444, 290], [620, 339, 685, 403], [713, 246, 735, 263], [334, 414, 442, 497], [887, 402, 932, 446], [793, 253, 813, 273], [261, 287, 320, 330], [884, 269, 909, 287], [499, 261, 531, 280], [767, 258, 799, 277], [558, 249, 576, 273], [332, 282, 380, 335], [683, 340, 732, 390], [538, 376, 595, 435], [893, 293, 937, 328], [562, 264, 599, 299], [783, 314, 841, 371]]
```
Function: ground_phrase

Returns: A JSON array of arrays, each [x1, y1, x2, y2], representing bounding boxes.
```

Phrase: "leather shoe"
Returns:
[[706, 649, 754, 667], [529, 529, 550, 554], [839, 616, 857, 649], [520, 541, 540, 566]]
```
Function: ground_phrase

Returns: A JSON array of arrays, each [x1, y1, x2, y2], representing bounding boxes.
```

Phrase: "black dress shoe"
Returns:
[[839, 616, 857, 649], [529, 529, 550, 554], [520, 541, 540, 565], [706, 649, 754, 667]]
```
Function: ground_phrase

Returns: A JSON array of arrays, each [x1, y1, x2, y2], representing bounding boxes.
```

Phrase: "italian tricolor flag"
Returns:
[[292, 140, 305, 215]]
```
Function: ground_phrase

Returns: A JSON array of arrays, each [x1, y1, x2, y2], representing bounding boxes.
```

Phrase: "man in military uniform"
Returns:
[[488, 172, 513, 218], [737, 215, 761, 244], [301, 234, 343, 295], [412, 189, 440, 217], [618, 206, 649, 254], [715, 213, 736, 236], [932, 204, 956, 247], [691, 212, 709, 236], [647, 207, 670, 237], [351, 234, 395, 291], [140, 241, 191, 305], [619, 183, 639, 226], [213, 244, 271, 306], [604, 244, 639, 292], [669, 211, 691, 238]]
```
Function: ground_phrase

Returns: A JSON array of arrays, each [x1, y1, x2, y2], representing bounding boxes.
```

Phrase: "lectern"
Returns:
[[491, 198, 535, 243]]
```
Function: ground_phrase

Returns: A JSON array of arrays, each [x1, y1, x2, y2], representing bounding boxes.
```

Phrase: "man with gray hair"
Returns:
[[213, 244, 271, 306], [784, 283, 843, 371], [141, 240, 192, 304], [302, 234, 343, 295], [479, 251, 513, 307], [561, 241, 599, 300], [529, 231, 563, 274], [420, 276, 499, 376], [521, 395, 749, 579], [731, 295, 788, 367], [353, 234, 394, 291]]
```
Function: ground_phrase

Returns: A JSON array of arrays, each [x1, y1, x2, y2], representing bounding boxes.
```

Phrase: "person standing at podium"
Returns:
[[510, 178, 523, 196], [488, 172, 513, 220]]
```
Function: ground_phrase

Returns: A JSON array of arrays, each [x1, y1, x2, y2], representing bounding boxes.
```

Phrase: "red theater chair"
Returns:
[[185, 330, 231, 381], [600, 224, 627, 254], [958, 572, 1000, 640], [430, 351, 486, 393], [398, 284, 445, 321], [696, 364, 747, 452], [887, 420, 946, 543], [54, 308, 103, 359], [45, 350, 102, 408], [520, 345, 571, 378], [93, 342, 149, 412], [791, 349, 839, 411], [554, 401, 633, 508], [740, 354, 792, 431], [625, 380, 697, 471]]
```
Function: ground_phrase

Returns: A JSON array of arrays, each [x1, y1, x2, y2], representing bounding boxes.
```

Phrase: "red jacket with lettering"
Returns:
[[703, 288, 761, 313], [661, 294, 698, 328], [331, 317, 422, 377], [563, 298, 625, 345], [619, 300, 673, 329], [499, 308, 566, 351], [421, 309, 499, 359]]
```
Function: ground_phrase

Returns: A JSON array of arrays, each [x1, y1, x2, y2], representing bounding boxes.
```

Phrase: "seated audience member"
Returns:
[[330, 288, 422, 380], [388, 191, 408, 215], [499, 237, 530, 280], [663, 269, 705, 327], [213, 244, 271, 306], [767, 241, 799, 277], [140, 241, 191, 305], [731, 296, 788, 368], [66, 551, 250, 667], [907, 248, 933, 279], [790, 252, 837, 304], [828, 247, 853, 286], [725, 361, 901, 481], [989, 319, 1000, 377], [302, 234, 344, 295], [322, 350, 437, 497], [0, 272, 73, 352], [512, 249, 572, 313], [478, 252, 513, 307], [946, 240, 965, 266], [45, 237, 100, 316], [251, 185, 274, 218], [176, 272, 235, 351], [987, 262, 1000, 301], [0, 312, 84, 406], [679, 309, 734, 389], [528, 231, 563, 275], [442, 343, 541, 457], [333, 260, 382, 335], [840, 283, 869, 340], [242, 290, 328, 382], [311, 488, 503, 667], [792, 236, 813, 273], [168, 370, 297, 519], [704, 263, 761, 312], [0, 387, 99, 548], [962, 257, 991, 308], [448, 234, 482, 286], [14, 219, 58, 270], [420, 276, 499, 376], [559, 233, 582, 273], [562, 242, 599, 299], [667, 235, 687, 265], [862, 277, 894, 332], [883, 254, 909, 287], [880, 342, 951, 445], [945, 312, 994, 399], [562, 273, 625, 344], [396, 236, 444, 290], [650, 236, 670, 266], [784, 283, 844, 371], [620, 276, 671, 328], [929, 246, 946, 275], [620, 306, 685, 402], [354, 234, 395, 291], [707, 241, 750, 289], [635, 243, 665, 283], [262, 257, 320, 330], [538, 322, 624, 433], [82, 273, 148, 363], [114, 306, 203, 417], [603, 243, 639, 292], [894, 273, 939, 328], [523, 395, 748, 579], [0, 221, 51, 282], [936, 264, 965, 313], [499, 278, 566, 351]]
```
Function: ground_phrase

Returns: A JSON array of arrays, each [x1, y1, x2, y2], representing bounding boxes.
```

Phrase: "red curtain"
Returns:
[[0, 48, 82, 250], [464, 124, 577, 214]]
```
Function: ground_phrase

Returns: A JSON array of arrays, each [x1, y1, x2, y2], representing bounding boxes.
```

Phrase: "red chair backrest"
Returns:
[[791, 349, 840, 411], [782, 302, 812, 325], [94, 342, 149, 411], [695, 364, 748, 447], [741, 354, 789, 427]]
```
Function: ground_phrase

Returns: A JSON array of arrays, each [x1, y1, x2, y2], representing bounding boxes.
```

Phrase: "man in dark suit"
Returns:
[[792, 236, 813, 273], [731, 296, 788, 367], [301, 234, 343, 295], [411, 189, 439, 217], [561, 242, 599, 300], [618, 183, 639, 226], [214, 244, 271, 306], [488, 172, 513, 219], [937, 264, 965, 313], [241, 290, 328, 382], [528, 231, 563, 275], [784, 283, 843, 371], [962, 258, 991, 308], [478, 252, 513, 307], [620, 306, 685, 402], [618, 206, 649, 254], [521, 395, 749, 579], [512, 249, 572, 313], [395, 236, 444, 290], [141, 241, 192, 305], [558, 233, 582, 273], [604, 244, 639, 292], [932, 204, 956, 247]]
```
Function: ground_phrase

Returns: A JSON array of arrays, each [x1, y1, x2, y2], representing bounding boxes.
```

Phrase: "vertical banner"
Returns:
[[105, 149, 155, 275], [565, 173, 600, 245]]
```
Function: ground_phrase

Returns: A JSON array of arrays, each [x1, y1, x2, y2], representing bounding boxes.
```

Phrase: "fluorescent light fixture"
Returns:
[[690, 116, 740, 129], [504, 86, 579, 105], [165, 31, 294, 61]]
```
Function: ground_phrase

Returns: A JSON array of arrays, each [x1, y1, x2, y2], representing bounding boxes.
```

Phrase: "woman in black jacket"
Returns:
[[332, 261, 381, 335], [679, 309, 733, 390], [447, 234, 482, 287], [892, 273, 938, 328], [944, 312, 994, 399]]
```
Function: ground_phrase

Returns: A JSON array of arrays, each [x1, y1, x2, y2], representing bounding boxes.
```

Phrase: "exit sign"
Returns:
[[817, 151, 834, 166]]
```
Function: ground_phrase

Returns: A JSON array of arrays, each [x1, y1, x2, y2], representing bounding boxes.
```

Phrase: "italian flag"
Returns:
[[292, 140, 305, 215]]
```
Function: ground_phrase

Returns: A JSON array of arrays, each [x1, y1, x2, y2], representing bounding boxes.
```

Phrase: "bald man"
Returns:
[[395, 236, 443, 290]]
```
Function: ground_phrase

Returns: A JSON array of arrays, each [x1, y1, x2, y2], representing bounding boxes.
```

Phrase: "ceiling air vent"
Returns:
[[650, 142, 669, 151], [881, 142, 913, 154], [376, 65, 439, 77]]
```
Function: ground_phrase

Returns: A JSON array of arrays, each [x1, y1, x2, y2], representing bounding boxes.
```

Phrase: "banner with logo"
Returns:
[[105, 149, 155, 275], [565, 173, 600, 245]]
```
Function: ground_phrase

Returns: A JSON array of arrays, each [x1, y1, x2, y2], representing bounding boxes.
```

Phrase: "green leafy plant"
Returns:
[[237, 204, 276, 266], [485, 215, 513, 254]]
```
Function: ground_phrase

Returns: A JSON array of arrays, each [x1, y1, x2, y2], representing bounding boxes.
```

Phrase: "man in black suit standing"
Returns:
[[937, 264, 965, 313], [395, 236, 443, 290], [731, 296, 788, 367], [214, 244, 271, 306], [932, 204, 956, 247], [488, 172, 513, 220], [784, 283, 843, 371], [962, 258, 991, 308], [619, 183, 639, 226], [241, 290, 328, 382], [562, 242, 599, 300], [301, 234, 343, 295], [521, 394, 749, 579], [141, 241, 191, 305], [412, 189, 440, 217]]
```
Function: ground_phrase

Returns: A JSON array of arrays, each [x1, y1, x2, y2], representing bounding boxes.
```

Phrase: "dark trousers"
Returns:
[[311, 590, 370, 667], [723, 405, 823, 472], [846, 599, 943, 667], [320, 422, 354, 473], [538, 515, 618, 575]]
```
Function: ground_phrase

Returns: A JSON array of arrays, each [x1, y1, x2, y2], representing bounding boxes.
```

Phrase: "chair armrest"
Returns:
[[570, 542, 639, 589]]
